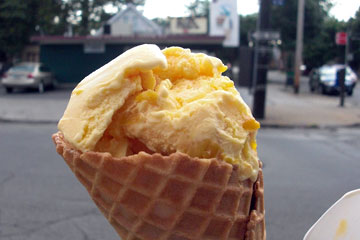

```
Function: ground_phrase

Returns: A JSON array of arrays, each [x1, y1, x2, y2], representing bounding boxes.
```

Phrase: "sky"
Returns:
[[329, 0, 360, 21], [140, 0, 360, 21]]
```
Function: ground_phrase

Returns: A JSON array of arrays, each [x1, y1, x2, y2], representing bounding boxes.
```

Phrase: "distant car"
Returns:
[[309, 64, 357, 96], [1, 62, 55, 93]]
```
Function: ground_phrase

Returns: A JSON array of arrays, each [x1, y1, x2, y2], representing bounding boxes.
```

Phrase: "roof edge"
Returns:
[[30, 35, 225, 45]]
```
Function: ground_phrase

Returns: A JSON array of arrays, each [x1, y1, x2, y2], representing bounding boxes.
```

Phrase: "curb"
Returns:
[[1, 117, 360, 129], [0, 117, 57, 125], [260, 122, 360, 129]]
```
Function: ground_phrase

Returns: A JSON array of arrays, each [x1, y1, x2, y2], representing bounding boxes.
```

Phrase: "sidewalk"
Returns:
[[0, 85, 72, 124], [239, 85, 360, 128], [239, 70, 360, 128], [0, 72, 359, 128]]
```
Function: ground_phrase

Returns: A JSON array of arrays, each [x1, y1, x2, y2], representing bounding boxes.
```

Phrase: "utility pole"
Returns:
[[339, 31, 350, 107], [294, 0, 305, 94], [253, 0, 272, 119], [335, 31, 350, 107], [250, 11, 260, 94]]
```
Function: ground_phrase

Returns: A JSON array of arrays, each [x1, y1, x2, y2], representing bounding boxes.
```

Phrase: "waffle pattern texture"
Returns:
[[53, 132, 265, 240]]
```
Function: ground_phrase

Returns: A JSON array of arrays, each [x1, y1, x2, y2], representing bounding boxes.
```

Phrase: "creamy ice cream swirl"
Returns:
[[59, 44, 260, 181]]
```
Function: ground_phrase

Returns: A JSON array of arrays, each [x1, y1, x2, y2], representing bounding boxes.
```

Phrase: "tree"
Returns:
[[270, 0, 336, 70], [186, 0, 210, 17], [305, 17, 346, 68], [0, 0, 66, 61], [239, 13, 257, 46], [0, 0, 29, 59], [348, 7, 360, 72], [67, 0, 145, 35], [0, 0, 145, 62]]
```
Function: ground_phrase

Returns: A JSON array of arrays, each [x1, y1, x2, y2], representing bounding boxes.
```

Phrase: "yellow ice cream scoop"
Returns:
[[58, 44, 167, 152], [58, 44, 260, 181]]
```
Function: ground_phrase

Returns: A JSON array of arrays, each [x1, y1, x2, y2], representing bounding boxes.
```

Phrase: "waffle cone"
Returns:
[[53, 132, 265, 240]]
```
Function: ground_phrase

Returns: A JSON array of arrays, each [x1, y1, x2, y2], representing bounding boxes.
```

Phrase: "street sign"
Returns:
[[335, 32, 347, 45], [252, 31, 280, 41]]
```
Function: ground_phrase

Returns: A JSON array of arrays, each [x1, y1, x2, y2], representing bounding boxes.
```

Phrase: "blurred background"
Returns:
[[0, 0, 359, 239]]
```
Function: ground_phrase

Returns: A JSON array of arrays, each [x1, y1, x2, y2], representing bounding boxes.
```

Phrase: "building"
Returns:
[[21, 44, 40, 63], [31, 35, 224, 83], [166, 17, 208, 35], [31, 5, 227, 84], [95, 4, 162, 36]]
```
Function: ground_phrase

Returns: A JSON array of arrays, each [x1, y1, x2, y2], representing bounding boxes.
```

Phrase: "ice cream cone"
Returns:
[[53, 132, 265, 240]]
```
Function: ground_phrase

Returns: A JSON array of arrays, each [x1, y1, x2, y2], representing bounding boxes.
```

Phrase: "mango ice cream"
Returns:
[[58, 44, 260, 181]]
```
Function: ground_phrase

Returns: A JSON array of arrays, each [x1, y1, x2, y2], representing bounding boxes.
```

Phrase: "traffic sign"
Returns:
[[336, 32, 347, 45], [252, 31, 280, 41]]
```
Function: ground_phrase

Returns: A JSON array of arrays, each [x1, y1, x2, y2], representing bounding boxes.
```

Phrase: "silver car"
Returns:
[[1, 62, 55, 93]]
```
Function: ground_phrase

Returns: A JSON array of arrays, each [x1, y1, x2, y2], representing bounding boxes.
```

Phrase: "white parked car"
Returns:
[[309, 64, 357, 96], [1, 62, 55, 93]]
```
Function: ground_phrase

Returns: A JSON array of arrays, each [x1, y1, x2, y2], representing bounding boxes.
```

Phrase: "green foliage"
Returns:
[[271, 0, 297, 50], [186, 0, 210, 17], [66, 0, 144, 35], [348, 7, 360, 72], [0, 0, 31, 57], [304, 17, 346, 68], [0, 0, 145, 60], [239, 14, 257, 46], [270, 0, 358, 70], [0, 0, 69, 59], [271, 0, 332, 69], [238, 0, 360, 71]]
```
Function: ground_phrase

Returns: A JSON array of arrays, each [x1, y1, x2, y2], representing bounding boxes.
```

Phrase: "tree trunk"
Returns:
[[80, 0, 89, 35]]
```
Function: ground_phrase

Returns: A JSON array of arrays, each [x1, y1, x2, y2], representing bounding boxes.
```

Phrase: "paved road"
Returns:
[[1, 123, 359, 240], [259, 127, 360, 239], [0, 86, 72, 123]]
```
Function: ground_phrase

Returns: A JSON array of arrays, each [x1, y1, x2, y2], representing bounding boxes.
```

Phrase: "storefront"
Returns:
[[31, 35, 225, 83]]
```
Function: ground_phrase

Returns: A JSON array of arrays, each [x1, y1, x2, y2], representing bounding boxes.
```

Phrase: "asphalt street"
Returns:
[[1, 123, 359, 240]]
